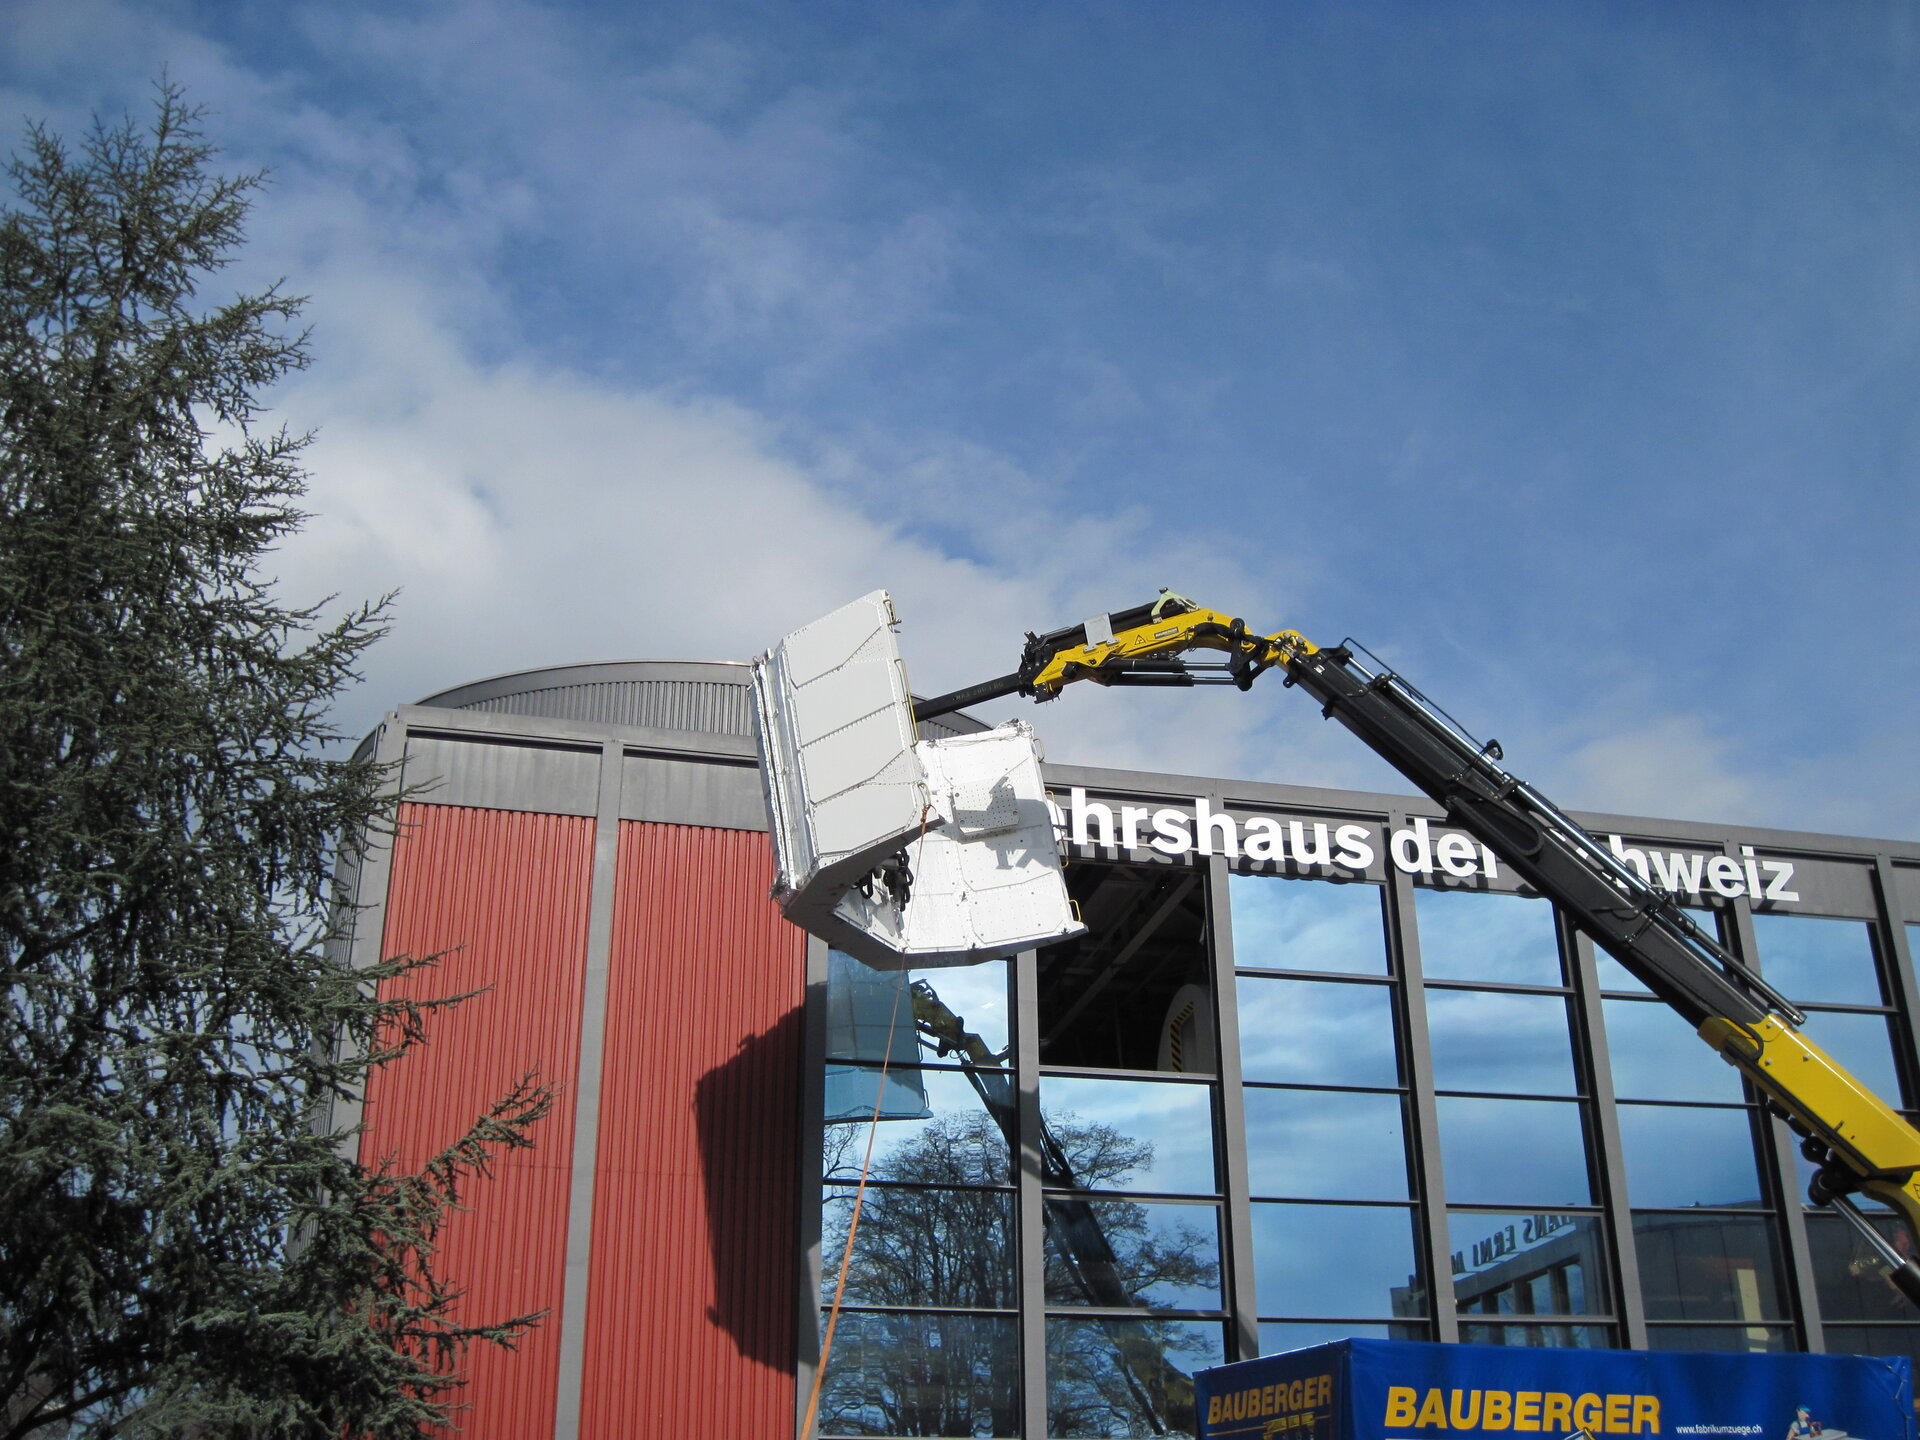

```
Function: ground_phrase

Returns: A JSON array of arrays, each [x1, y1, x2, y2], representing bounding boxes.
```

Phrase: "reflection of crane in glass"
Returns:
[[910, 978, 1200, 1436]]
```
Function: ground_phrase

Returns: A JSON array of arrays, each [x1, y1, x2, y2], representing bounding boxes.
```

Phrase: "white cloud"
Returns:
[[5, 0, 1913, 842]]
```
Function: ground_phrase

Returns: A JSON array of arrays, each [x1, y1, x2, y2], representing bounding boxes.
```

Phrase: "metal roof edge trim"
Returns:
[[385, 704, 760, 761], [411, 659, 752, 711]]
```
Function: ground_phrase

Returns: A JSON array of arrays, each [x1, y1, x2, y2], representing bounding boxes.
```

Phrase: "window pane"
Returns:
[[827, 949, 1011, 1064], [1645, 1324, 1796, 1354], [1047, 1317, 1223, 1439], [1752, 913, 1884, 1006], [1436, 1096, 1592, 1205], [1236, 976, 1398, 1087], [1258, 1320, 1427, 1354], [1425, 989, 1577, 1096], [1041, 862, 1209, 1071], [1415, 888, 1561, 986], [1243, 1088, 1408, 1200], [1823, 1324, 1920, 1366], [1448, 1211, 1610, 1316], [1230, 874, 1387, 975], [1806, 1211, 1919, 1322], [823, 1184, 1016, 1308], [1796, 1010, 1905, 1106], [1594, 910, 1716, 995], [1458, 1323, 1613, 1348], [1617, 1104, 1764, 1209], [1594, 951, 1652, 994], [1604, 998, 1746, 1104], [1044, 1199, 1222, 1310], [825, 1067, 1013, 1185], [1633, 1212, 1789, 1322], [1042, 1076, 1217, 1195], [1251, 1202, 1426, 1319], [819, 1311, 1019, 1438]]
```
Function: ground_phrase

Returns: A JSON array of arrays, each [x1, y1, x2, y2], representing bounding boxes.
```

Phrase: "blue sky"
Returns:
[[5, 2, 1916, 836]]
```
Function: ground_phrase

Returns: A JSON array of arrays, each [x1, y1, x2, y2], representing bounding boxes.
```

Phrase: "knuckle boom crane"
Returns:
[[912, 590, 1920, 1309]]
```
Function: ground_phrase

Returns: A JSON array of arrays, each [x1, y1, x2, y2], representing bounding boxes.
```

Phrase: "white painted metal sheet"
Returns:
[[752, 596, 1083, 969]]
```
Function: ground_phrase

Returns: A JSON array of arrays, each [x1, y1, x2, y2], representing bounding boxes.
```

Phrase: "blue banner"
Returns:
[[1197, 1338, 1914, 1440]]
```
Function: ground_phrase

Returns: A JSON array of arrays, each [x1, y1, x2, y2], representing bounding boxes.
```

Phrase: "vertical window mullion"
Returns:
[[1386, 820, 1457, 1342], [1014, 948, 1047, 1439], [1871, 855, 1920, 1112], [794, 936, 829, 1440], [1206, 850, 1261, 1361], [1724, 888, 1827, 1352], [1567, 923, 1648, 1347]]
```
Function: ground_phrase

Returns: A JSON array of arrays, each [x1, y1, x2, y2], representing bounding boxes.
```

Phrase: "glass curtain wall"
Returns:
[[806, 835, 1920, 1439], [1756, 914, 1920, 1363]]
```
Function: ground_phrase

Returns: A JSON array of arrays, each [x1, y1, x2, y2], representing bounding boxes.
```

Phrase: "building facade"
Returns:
[[342, 660, 1920, 1439]]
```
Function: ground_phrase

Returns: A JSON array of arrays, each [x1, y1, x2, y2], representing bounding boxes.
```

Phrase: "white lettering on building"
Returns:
[[1055, 790, 1799, 905]]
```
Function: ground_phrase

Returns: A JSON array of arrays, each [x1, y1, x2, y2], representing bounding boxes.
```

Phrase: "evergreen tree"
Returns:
[[0, 88, 550, 1438]]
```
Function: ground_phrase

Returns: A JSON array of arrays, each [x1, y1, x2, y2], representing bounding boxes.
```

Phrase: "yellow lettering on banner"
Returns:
[[1515, 1392, 1542, 1431], [1633, 1396, 1661, 1434], [1206, 1397, 1221, 1425], [1261, 1385, 1274, 1417], [1575, 1395, 1605, 1431], [1386, 1388, 1419, 1427], [1287, 1380, 1301, 1410], [1450, 1390, 1483, 1428], [1484, 1391, 1513, 1430], [1416, 1389, 1449, 1428], [1543, 1394, 1573, 1431], [1606, 1396, 1632, 1432]]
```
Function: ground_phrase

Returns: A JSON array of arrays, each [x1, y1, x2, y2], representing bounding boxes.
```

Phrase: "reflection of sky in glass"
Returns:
[[1044, 1199, 1222, 1310], [1794, 1010, 1905, 1106], [824, 1067, 1012, 1184], [1617, 1104, 1762, 1208], [1436, 1096, 1591, 1205], [1634, 1212, 1787, 1322], [1251, 1202, 1423, 1318], [1415, 889, 1562, 985], [1259, 1321, 1420, 1354], [1425, 989, 1576, 1095], [1237, 976, 1398, 1087], [1459, 1323, 1611, 1349], [1604, 998, 1746, 1104], [1593, 909, 1718, 995], [911, 958, 1013, 1059], [1752, 914, 1883, 1006], [1447, 1211, 1609, 1315], [1230, 875, 1387, 975], [1041, 1075, 1217, 1195], [1243, 1088, 1408, 1200], [1594, 951, 1652, 994]]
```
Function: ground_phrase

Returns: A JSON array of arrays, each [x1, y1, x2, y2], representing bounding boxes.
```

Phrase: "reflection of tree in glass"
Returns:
[[1047, 1316, 1213, 1440], [1040, 1115, 1215, 1440], [820, 1107, 1217, 1437]]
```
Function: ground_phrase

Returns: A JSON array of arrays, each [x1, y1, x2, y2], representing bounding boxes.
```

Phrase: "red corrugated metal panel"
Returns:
[[581, 823, 808, 1439], [359, 803, 595, 1439]]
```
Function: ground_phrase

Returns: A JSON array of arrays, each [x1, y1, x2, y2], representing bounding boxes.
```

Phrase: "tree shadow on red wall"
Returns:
[[694, 1001, 805, 1372]]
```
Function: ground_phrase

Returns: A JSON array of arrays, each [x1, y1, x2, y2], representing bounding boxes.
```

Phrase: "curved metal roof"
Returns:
[[411, 659, 986, 739]]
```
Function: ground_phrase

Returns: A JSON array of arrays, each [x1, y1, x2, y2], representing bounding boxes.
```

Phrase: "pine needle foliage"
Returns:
[[0, 88, 552, 1439]]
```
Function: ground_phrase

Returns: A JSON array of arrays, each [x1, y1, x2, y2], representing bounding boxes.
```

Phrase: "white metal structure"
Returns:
[[751, 593, 1083, 968]]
